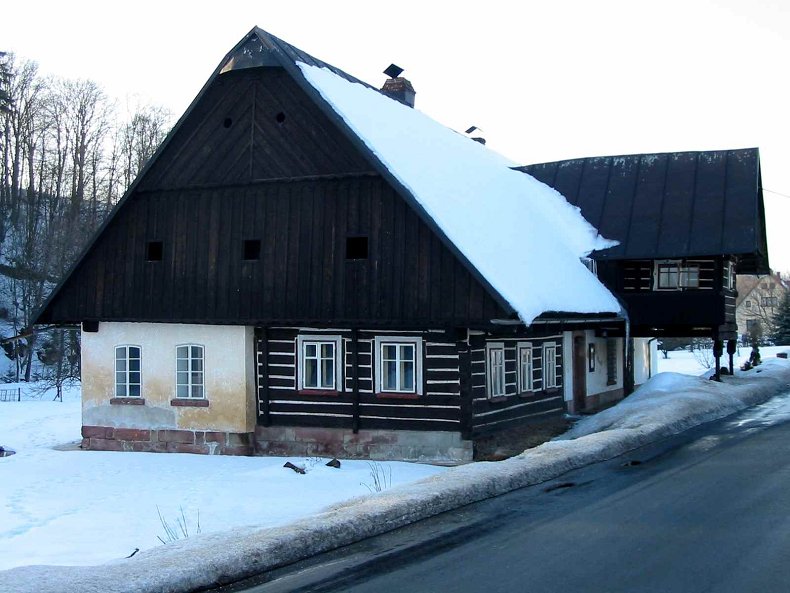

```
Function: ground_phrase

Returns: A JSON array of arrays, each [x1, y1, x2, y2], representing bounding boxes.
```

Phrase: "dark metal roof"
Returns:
[[517, 148, 769, 273]]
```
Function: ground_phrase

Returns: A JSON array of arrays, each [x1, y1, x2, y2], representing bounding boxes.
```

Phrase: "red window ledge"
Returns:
[[110, 397, 145, 405], [297, 390, 340, 396], [170, 398, 209, 407], [376, 392, 420, 400]]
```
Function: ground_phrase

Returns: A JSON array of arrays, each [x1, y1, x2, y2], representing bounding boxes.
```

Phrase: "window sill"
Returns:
[[170, 398, 209, 407], [110, 397, 145, 405], [487, 395, 510, 403], [298, 389, 340, 396], [376, 392, 420, 400]]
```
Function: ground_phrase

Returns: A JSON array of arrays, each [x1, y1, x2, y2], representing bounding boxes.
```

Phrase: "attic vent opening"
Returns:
[[223, 117, 233, 128], [243, 239, 261, 261], [346, 236, 368, 260], [275, 112, 286, 124], [146, 241, 163, 262]]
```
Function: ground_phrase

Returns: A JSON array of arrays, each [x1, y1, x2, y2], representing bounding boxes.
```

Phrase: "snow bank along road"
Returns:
[[2, 360, 790, 593]]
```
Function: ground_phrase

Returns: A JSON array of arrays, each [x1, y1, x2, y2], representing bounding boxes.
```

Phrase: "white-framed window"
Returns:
[[723, 260, 736, 290], [115, 345, 142, 398], [654, 260, 700, 290], [176, 344, 204, 399], [543, 343, 558, 389], [297, 335, 343, 392], [745, 300, 752, 309], [517, 342, 534, 393], [762, 296, 778, 307], [486, 342, 506, 398], [374, 336, 423, 395]]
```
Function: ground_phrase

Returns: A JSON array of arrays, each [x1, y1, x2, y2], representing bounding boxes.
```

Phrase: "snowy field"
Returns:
[[0, 385, 446, 571], [657, 344, 790, 377]]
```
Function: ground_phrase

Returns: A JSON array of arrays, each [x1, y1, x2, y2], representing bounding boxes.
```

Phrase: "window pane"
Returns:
[[177, 346, 189, 359], [399, 344, 414, 362], [129, 347, 141, 358], [305, 343, 317, 358], [177, 371, 188, 386], [192, 358, 203, 372], [191, 346, 202, 359], [129, 371, 140, 385], [177, 358, 188, 372], [129, 384, 140, 397], [304, 358, 318, 388], [383, 344, 396, 361], [400, 360, 414, 391], [177, 384, 189, 398], [191, 385, 203, 398], [191, 372, 202, 386], [116, 359, 126, 372], [320, 343, 334, 359], [116, 348, 125, 360], [116, 384, 127, 397], [321, 358, 334, 388], [129, 359, 140, 372], [384, 360, 397, 391]]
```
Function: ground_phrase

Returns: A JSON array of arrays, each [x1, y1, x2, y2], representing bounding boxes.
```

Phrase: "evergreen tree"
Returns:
[[771, 292, 790, 345]]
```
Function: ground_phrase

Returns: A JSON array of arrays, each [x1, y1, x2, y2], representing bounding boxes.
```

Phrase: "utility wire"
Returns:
[[763, 188, 790, 199]]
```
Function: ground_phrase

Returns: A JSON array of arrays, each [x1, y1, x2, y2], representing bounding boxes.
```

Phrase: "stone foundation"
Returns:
[[81, 425, 254, 455], [255, 426, 473, 464]]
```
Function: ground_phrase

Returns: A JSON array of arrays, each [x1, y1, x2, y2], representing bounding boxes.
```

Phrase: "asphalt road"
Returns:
[[218, 391, 790, 593]]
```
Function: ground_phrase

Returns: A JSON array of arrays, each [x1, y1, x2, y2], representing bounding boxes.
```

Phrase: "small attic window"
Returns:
[[146, 241, 163, 262], [275, 112, 286, 124], [243, 239, 261, 261], [223, 117, 233, 128], [346, 236, 368, 260]]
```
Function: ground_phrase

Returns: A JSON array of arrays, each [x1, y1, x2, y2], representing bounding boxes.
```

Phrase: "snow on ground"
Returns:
[[657, 344, 790, 377], [298, 63, 621, 324], [0, 384, 446, 571], [562, 353, 790, 441]]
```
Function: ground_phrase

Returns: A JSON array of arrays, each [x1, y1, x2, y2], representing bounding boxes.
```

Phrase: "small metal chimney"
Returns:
[[465, 126, 486, 145], [381, 64, 416, 108]]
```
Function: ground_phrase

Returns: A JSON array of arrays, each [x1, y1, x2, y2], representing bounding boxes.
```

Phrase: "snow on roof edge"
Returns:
[[296, 62, 622, 324]]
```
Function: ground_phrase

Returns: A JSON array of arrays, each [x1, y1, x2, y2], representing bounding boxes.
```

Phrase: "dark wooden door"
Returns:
[[573, 336, 587, 412]]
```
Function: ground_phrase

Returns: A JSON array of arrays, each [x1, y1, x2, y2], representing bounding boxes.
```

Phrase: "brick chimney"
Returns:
[[381, 64, 416, 108]]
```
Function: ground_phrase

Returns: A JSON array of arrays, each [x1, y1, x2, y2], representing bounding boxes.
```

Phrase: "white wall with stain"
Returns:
[[81, 323, 255, 433]]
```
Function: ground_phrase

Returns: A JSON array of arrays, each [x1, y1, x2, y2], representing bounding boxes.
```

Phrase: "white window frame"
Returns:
[[297, 334, 343, 392], [723, 260, 736, 290], [654, 260, 700, 290], [486, 342, 506, 398], [543, 343, 559, 389], [374, 336, 423, 395], [115, 345, 142, 398], [517, 342, 534, 393], [176, 344, 205, 399]]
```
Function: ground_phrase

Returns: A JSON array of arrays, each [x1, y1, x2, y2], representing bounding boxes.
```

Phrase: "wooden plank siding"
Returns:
[[41, 176, 507, 326], [256, 328, 462, 432], [469, 333, 565, 436]]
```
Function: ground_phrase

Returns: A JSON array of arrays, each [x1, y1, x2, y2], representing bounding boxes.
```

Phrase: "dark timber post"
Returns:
[[624, 338, 635, 396], [713, 332, 723, 381], [458, 334, 472, 440], [257, 327, 270, 426], [352, 329, 361, 434], [727, 339, 737, 375]]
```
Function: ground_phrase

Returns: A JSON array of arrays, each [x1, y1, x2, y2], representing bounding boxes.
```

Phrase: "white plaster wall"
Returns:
[[584, 331, 624, 396], [562, 331, 574, 402], [81, 323, 255, 433], [633, 337, 658, 385]]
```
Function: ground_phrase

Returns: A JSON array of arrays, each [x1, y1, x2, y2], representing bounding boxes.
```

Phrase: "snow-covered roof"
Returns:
[[298, 63, 621, 324]]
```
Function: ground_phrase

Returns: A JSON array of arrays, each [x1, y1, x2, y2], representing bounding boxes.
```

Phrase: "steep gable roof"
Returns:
[[517, 149, 769, 274], [34, 27, 621, 327]]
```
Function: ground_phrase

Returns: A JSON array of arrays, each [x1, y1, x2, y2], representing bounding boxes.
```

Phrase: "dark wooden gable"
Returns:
[[518, 149, 769, 274], [35, 57, 509, 327], [139, 68, 373, 191]]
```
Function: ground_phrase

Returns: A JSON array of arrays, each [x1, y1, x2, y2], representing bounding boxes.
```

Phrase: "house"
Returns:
[[735, 272, 789, 342], [33, 27, 649, 462], [519, 149, 769, 377]]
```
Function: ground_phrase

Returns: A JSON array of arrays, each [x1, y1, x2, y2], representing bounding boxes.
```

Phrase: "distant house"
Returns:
[[33, 27, 650, 461], [735, 272, 789, 342], [519, 149, 769, 377]]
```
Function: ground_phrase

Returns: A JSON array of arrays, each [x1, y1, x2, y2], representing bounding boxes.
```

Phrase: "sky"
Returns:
[[3, 0, 789, 270]]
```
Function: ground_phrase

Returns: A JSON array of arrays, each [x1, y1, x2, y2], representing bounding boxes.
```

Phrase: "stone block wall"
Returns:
[[81, 426, 254, 455]]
